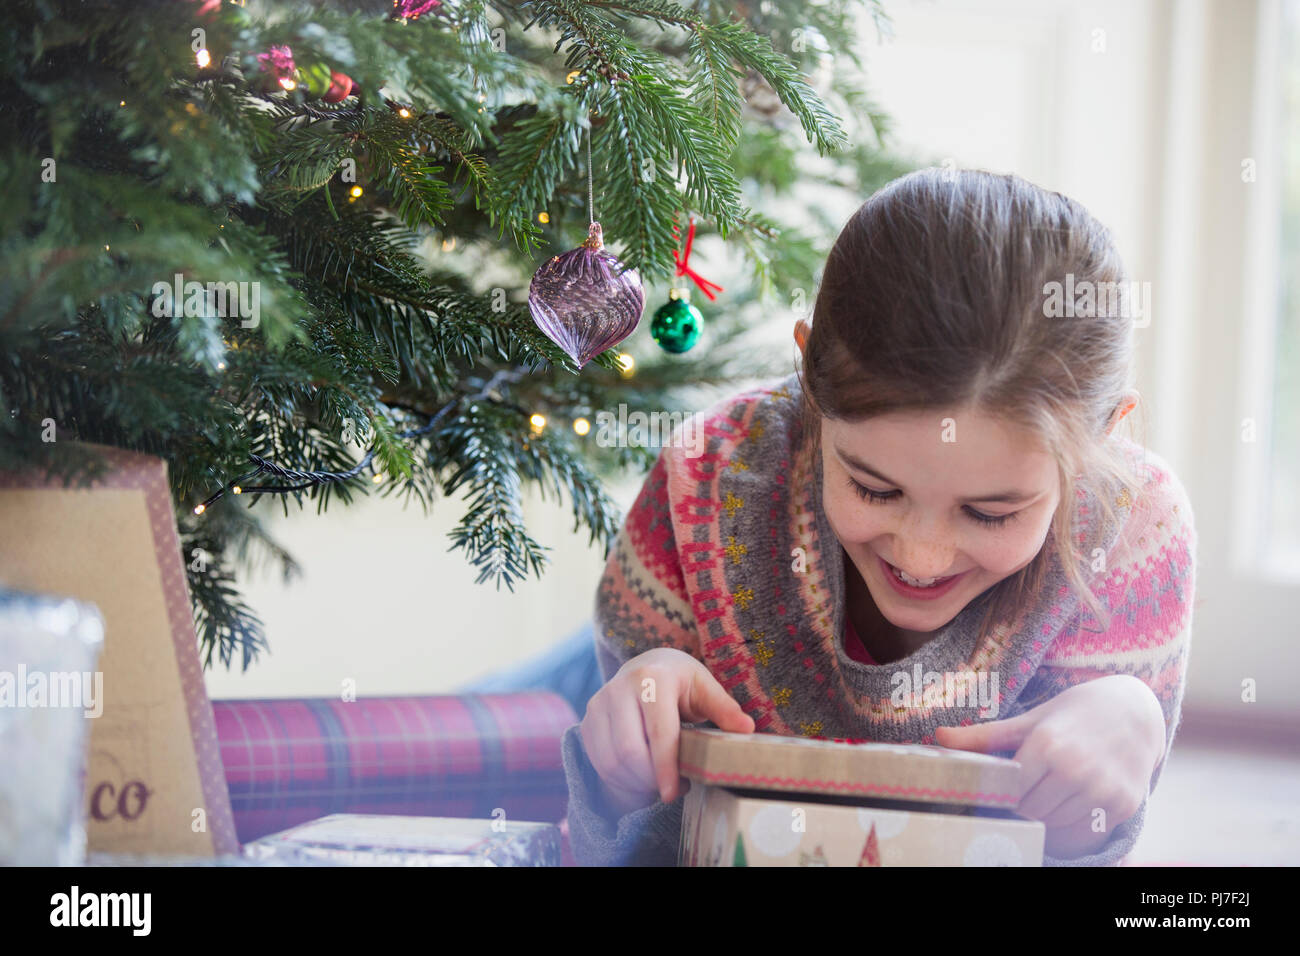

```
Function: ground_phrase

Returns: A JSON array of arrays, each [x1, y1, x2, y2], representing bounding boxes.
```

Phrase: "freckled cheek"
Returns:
[[967, 539, 1030, 577], [824, 493, 890, 545], [968, 522, 1054, 577]]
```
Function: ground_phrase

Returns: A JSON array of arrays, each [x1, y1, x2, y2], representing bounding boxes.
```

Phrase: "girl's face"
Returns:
[[820, 407, 1061, 635]]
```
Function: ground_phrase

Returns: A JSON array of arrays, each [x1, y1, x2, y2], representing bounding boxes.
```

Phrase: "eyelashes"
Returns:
[[845, 477, 1017, 528]]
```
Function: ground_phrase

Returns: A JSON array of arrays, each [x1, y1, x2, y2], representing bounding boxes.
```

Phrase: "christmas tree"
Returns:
[[0, 0, 913, 670]]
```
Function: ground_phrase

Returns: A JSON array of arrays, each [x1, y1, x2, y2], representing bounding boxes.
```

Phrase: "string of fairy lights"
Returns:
[[180, 15, 643, 518], [192, 356, 636, 516]]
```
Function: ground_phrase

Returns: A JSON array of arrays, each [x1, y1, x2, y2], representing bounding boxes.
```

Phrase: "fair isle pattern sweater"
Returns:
[[561, 372, 1197, 866]]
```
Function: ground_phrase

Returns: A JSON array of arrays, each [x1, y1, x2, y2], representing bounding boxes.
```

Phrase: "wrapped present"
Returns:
[[242, 814, 563, 867], [677, 727, 1044, 866]]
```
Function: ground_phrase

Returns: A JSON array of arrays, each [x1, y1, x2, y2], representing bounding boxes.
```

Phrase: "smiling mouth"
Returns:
[[882, 558, 959, 589]]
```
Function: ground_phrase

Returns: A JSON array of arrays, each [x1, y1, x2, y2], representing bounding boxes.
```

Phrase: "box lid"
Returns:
[[678, 727, 1024, 809]]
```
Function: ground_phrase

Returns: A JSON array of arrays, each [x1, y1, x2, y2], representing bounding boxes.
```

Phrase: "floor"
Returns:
[[1126, 730, 1300, 866]]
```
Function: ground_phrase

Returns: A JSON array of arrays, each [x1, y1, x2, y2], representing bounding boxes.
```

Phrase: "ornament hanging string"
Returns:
[[586, 114, 595, 226], [526, 105, 645, 369], [672, 215, 723, 300]]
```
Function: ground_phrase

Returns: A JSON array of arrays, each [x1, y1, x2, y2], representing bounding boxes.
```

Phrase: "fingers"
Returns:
[[642, 681, 686, 803], [1043, 815, 1112, 859], [680, 663, 755, 733], [584, 688, 656, 808], [1006, 720, 1056, 805], [1015, 769, 1076, 823], [1038, 791, 1098, 830], [644, 659, 750, 803], [1012, 723, 1143, 833], [608, 679, 658, 794], [584, 649, 753, 813], [580, 702, 623, 792], [936, 709, 1034, 755]]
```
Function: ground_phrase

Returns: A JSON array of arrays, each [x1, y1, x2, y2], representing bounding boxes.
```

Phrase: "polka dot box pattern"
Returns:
[[677, 727, 1044, 866]]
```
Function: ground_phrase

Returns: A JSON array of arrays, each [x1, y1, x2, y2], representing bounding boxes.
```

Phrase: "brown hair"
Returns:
[[795, 168, 1147, 641]]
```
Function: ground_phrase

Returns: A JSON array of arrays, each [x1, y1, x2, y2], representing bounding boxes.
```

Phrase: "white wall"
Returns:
[[201, 476, 630, 699]]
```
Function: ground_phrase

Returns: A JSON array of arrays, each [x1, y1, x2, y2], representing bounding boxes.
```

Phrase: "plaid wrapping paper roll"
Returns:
[[213, 693, 577, 845]]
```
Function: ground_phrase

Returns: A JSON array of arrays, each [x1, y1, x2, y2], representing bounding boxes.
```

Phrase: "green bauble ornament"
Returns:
[[650, 288, 703, 353]]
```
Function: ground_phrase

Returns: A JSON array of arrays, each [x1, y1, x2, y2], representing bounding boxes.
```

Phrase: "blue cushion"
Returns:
[[458, 622, 603, 721]]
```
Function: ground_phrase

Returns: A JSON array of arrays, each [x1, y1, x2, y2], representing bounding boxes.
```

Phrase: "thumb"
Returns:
[[680, 667, 755, 734], [934, 711, 1035, 755]]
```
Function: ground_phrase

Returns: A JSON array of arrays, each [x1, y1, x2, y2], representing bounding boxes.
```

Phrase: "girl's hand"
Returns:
[[581, 647, 755, 817], [934, 675, 1167, 860]]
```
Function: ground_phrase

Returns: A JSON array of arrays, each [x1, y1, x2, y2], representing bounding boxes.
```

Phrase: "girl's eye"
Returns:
[[964, 507, 1017, 528], [847, 478, 898, 503], [847, 478, 1019, 528]]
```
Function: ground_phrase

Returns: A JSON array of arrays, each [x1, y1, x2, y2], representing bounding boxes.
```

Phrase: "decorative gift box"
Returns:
[[242, 813, 563, 866], [677, 727, 1044, 866], [0, 443, 238, 857]]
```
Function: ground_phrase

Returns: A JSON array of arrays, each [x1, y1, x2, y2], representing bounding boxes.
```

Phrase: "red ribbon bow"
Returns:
[[671, 216, 723, 301]]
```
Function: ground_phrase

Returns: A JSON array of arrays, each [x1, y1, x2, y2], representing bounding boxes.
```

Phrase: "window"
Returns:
[[1264, 0, 1300, 574]]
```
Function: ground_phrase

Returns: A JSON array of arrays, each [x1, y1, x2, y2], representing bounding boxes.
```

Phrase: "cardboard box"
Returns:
[[0, 443, 238, 857], [677, 727, 1044, 866]]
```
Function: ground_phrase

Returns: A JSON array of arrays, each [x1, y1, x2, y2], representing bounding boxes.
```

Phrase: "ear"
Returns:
[[1105, 390, 1139, 436], [794, 318, 810, 358]]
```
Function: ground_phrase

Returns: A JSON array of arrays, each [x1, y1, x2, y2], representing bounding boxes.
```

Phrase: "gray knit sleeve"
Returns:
[[560, 722, 684, 866], [1040, 795, 1146, 867]]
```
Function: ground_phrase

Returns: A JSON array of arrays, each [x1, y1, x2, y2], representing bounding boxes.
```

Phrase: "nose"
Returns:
[[888, 520, 958, 579]]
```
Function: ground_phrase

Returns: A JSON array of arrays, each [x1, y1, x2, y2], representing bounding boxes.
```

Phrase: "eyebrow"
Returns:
[[833, 446, 1040, 505]]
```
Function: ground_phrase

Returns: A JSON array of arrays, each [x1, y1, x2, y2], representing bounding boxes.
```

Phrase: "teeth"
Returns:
[[891, 564, 943, 588]]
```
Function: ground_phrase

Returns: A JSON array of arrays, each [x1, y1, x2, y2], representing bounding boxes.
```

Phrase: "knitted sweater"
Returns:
[[561, 371, 1197, 866]]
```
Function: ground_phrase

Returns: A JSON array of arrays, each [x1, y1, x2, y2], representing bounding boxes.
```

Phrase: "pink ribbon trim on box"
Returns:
[[678, 761, 1020, 807]]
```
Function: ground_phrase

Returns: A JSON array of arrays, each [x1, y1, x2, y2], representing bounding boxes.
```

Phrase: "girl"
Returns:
[[561, 168, 1197, 866]]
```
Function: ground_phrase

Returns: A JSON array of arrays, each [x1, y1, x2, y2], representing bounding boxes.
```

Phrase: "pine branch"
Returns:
[[183, 541, 271, 673], [705, 20, 848, 156], [421, 115, 541, 251], [362, 114, 455, 229], [0, 0, 907, 670], [435, 397, 552, 588]]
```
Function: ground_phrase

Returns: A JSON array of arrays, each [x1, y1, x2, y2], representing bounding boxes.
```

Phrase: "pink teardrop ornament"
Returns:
[[528, 221, 645, 368]]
